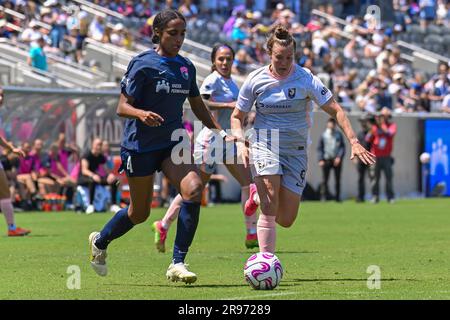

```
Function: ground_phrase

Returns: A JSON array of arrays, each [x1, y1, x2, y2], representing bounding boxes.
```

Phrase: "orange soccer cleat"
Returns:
[[8, 227, 31, 237]]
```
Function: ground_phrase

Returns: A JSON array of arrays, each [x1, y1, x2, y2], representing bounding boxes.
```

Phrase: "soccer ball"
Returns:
[[420, 152, 430, 164], [244, 252, 283, 290]]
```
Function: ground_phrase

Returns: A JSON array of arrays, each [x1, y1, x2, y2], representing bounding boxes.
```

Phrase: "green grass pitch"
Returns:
[[1, 199, 449, 300]]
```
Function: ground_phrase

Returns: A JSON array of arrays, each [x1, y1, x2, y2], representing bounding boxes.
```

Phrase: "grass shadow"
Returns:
[[106, 283, 249, 289], [284, 278, 418, 283], [276, 251, 320, 254]]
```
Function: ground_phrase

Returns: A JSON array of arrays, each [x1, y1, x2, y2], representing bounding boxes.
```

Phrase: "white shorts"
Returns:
[[250, 143, 308, 196], [193, 127, 237, 175]]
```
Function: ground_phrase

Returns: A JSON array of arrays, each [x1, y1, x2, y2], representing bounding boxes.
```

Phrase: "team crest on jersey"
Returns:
[[288, 88, 296, 99], [180, 66, 189, 80]]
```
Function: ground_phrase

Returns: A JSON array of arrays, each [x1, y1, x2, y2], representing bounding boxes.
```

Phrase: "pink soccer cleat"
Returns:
[[152, 220, 168, 253], [244, 183, 259, 216]]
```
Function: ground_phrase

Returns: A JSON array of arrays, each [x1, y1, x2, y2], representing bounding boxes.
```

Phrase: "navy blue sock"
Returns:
[[173, 200, 200, 264], [95, 207, 134, 250]]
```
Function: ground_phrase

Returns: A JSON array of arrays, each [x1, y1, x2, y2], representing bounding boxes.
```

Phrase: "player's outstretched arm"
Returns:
[[0, 136, 25, 157], [116, 93, 164, 127], [321, 98, 376, 166]]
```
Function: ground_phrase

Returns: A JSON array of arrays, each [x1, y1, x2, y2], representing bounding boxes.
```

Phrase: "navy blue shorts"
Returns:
[[119, 145, 176, 177]]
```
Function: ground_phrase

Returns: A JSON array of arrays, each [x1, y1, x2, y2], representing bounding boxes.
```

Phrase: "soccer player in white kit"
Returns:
[[231, 26, 376, 254], [0, 87, 30, 236], [152, 44, 260, 252]]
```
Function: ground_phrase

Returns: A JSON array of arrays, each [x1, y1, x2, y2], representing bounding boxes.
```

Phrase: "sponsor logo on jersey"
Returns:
[[180, 66, 189, 80], [288, 88, 296, 99], [156, 80, 170, 93], [258, 102, 291, 109], [170, 83, 190, 94], [321, 87, 329, 95], [256, 160, 266, 172]]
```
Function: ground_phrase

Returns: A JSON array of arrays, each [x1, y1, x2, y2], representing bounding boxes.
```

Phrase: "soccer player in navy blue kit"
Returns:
[[88, 10, 233, 284]]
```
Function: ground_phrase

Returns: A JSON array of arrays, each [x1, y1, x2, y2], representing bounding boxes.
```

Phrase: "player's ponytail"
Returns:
[[151, 9, 186, 44], [266, 24, 296, 55]]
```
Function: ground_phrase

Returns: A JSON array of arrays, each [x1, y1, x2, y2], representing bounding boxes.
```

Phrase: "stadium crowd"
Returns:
[[0, 1, 449, 212], [0, 1, 448, 113]]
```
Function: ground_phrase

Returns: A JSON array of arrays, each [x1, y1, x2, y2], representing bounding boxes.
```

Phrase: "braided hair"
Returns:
[[152, 9, 186, 44]]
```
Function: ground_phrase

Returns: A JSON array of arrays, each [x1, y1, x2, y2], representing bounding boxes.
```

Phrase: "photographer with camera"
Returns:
[[354, 114, 374, 202], [366, 107, 397, 204]]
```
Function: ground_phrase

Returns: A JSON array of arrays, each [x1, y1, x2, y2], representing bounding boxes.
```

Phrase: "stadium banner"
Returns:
[[2, 87, 122, 154], [424, 119, 450, 197]]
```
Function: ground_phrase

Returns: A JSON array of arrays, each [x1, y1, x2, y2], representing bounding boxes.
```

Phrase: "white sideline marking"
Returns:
[[221, 292, 297, 300]]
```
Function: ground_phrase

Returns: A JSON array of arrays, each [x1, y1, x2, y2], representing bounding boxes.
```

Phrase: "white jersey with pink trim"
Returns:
[[236, 65, 333, 152]]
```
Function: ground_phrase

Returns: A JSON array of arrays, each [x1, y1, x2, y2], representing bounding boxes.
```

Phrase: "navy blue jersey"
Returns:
[[120, 49, 200, 152]]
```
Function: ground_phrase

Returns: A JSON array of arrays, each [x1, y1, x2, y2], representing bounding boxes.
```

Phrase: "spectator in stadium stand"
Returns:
[[110, 23, 124, 46], [223, 5, 245, 38], [109, 0, 125, 13], [160, 0, 176, 11], [270, 2, 285, 21], [390, 73, 408, 113], [436, 0, 449, 26], [375, 83, 393, 111], [88, 15, 105, 42], [340, 0, 359, 18], [27, 35, 48, 71], [366, 108, 397, 204], [232, 47, 255, 76], [119, 0, 135, 17], [231, 17, 249, 44], [20, 20, 42, 45], [78, 138, 120, 214], [393, 0, 413, 29], [47, 1, 68, 50], [75, 10, 89, 63], [401, 82, 423, 112], [22, 1, 39, 22], [355, 114, 374, 203], [250, 12, 271, 37], [101, 25, 112, 44], [318, 118, 346, 202], [419, 0, 438, 28], [426, 62, 450, 112], [122, 29, 134, 51], [135, 0, 152, 19], [0, 19, 11, 39], [140, 17, 153, 38], [179, 0, 199, 21]]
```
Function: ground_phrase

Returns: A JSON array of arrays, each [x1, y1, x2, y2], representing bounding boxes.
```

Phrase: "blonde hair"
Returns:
[[266, 25, 296, 55]]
